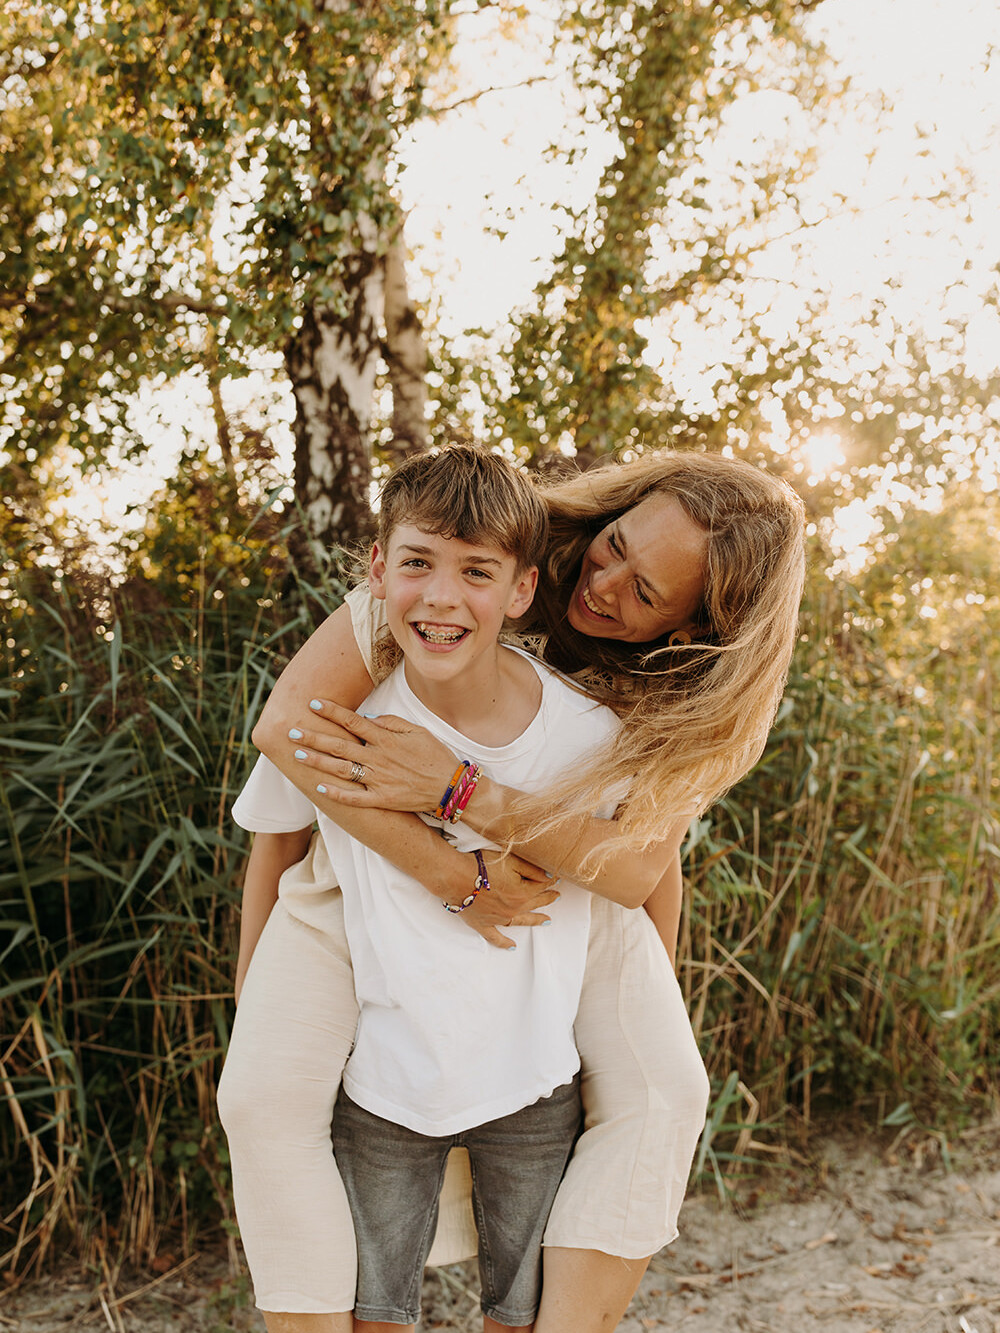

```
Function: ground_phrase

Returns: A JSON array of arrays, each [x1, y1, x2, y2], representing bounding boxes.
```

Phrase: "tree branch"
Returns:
[[0, 288, 222, 317], [427, 74, 556, 119]]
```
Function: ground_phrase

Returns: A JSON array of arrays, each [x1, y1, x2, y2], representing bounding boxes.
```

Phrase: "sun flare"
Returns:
[[801, 432, 847, 484]]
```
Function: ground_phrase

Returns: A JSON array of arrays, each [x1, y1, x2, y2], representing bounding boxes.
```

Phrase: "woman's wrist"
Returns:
[[453, 775, 510, 842], [426, 842, 485, 905], [435, 847, 482, 907], [442, 849, 490, 913]]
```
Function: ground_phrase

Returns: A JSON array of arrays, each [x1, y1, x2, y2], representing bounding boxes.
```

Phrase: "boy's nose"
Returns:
[[424, 573, 461, 607]]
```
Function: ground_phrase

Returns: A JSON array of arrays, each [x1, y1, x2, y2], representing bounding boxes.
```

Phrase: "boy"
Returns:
[[230, 447, 621, 1331]]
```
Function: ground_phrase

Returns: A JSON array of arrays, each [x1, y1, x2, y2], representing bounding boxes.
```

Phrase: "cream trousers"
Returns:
[[217, 839, 709, 1314]]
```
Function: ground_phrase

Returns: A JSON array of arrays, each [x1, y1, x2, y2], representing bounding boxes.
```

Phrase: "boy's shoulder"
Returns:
[[522, 650, 619, 729]]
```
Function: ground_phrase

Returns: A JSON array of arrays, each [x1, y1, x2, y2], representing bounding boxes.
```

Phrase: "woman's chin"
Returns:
[[566, 601, 592, 637]]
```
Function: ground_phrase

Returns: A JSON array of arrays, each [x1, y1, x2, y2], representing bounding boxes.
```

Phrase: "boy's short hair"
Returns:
[[376, 446, 548, 574]]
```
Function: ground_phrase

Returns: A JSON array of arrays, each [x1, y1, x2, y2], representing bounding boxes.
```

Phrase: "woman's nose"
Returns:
[[592, 561, 626, 595]]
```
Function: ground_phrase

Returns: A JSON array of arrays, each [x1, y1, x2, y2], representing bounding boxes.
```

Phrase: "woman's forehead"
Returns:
[[618, 493, 707, 549]]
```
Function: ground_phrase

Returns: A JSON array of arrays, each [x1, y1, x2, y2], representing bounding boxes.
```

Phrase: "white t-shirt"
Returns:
[[234, 643, 620, 1136]]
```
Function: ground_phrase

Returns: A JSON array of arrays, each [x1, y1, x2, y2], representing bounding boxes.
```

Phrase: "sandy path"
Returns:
[[3, 1129, 998, 1332]]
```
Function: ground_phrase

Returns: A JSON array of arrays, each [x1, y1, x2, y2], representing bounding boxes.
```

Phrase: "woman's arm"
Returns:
[[235, 828, 313, 1003], [285, 703, 686, 908], [250, 603, 558, 945], [642, 856, 682, 967], [466, 780, 686, 909], [252, 601, 374, 758]]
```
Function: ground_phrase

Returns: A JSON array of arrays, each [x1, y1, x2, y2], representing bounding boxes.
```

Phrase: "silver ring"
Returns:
[[348, 761, 367, 784]]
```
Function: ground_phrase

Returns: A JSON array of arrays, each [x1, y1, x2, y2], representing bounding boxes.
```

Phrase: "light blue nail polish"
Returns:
[[309, 699, 323, 711], [288, 728, 303, 740], [316, 784, 327, 794], [362, 712, 379, 719], [294, 749, 308, 760]]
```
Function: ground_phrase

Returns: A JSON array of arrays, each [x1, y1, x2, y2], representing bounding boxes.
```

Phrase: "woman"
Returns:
[[225, 449, 806, 1333]]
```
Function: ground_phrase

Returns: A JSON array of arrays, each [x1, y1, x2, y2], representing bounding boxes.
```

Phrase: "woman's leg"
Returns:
[[534, 897, 710, 1332], [536, 1250, 649, 1333], [217, 853, 359, 1327]]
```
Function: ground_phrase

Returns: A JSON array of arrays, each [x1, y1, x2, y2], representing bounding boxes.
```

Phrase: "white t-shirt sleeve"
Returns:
[[232, 755, 316, 833], [344, 583, 388, 678]]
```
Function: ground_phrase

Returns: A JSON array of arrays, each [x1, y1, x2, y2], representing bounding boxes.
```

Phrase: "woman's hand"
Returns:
[[288, 700, 460, 813], [288, 700, 561, 948], [458, 850, 561, 950]]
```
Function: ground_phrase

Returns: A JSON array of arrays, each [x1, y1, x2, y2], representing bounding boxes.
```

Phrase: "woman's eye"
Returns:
[[635, 583, 652, 607], [608, 531, 622, 557]]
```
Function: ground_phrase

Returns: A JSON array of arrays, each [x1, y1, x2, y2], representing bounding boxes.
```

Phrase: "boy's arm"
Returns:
[[234, 828, 313, 1004], [641, 855, 682, 968], [253, 602, 375, 759]]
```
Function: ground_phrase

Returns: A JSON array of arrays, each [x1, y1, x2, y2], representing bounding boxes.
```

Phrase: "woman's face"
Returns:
[[566, 493, 709, 643]]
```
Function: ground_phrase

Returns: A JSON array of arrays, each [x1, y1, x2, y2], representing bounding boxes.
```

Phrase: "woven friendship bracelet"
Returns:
[[433, 761, 471, 820], [442, 849, 491, 914], [442, 762, 481, 823]]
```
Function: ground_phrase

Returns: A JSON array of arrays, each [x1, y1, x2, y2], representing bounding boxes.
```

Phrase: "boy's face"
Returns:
[[369, 525, 538, 689]]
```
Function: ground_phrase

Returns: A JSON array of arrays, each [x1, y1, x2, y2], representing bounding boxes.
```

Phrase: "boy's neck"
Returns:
[[402, 645, 541, 747]]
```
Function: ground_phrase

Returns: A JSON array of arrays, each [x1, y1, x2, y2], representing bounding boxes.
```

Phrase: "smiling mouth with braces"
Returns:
[[414, 623, 468, 644]]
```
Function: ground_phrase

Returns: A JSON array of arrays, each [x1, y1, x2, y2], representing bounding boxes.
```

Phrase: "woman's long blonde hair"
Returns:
[[519, 450, 806, 866]]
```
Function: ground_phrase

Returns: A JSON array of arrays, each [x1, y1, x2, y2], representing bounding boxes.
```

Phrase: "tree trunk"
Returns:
[[285, 245, 384, 556], [203, 235, 236, 488], [383, 225, 428, 461]]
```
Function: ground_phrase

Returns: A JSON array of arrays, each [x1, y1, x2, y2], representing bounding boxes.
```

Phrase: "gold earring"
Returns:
[[668, 630, 692, 647]]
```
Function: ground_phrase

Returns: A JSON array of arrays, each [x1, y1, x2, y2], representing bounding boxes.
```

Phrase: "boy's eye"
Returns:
[[401, 558, 428, 569], [466, 568, 492, 580]]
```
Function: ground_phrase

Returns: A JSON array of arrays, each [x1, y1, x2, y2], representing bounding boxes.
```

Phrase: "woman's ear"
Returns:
[[369, 543, 388, 599], [505, 565, 539, 621]]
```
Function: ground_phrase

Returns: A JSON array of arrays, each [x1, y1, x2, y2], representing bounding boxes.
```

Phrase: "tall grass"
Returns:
[[679, 573, 1000, 1147], [1, 535, 997, 1274], [0, 540, 347, 1277]]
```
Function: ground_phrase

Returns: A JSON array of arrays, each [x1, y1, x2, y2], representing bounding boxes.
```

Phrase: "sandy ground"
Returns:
[[3, 1127, 999, 1332]]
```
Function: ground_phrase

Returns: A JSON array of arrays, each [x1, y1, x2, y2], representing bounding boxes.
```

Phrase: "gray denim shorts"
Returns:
[[332, 1076, 582, 1327]]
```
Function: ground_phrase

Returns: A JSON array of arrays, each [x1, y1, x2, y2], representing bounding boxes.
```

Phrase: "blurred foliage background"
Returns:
[[2, 0, 997, 1281]]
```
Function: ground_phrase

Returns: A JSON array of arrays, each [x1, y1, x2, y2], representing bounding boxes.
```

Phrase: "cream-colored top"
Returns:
[[344, 582, 385, 679]]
